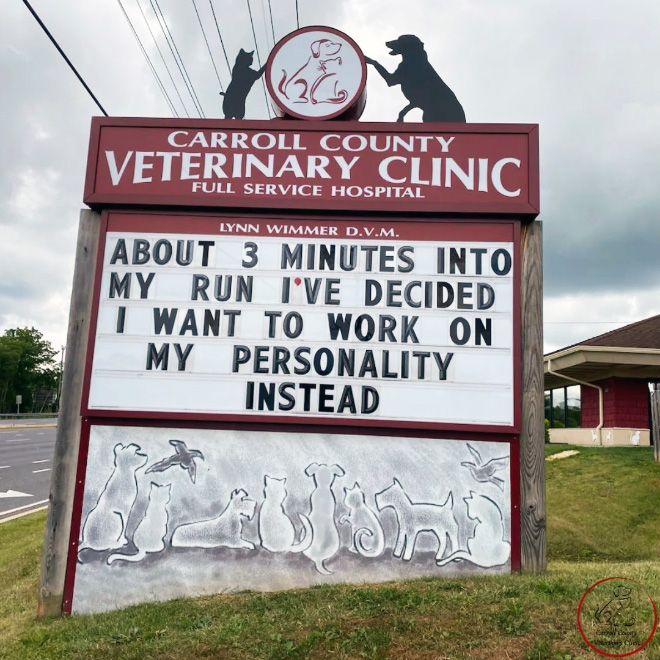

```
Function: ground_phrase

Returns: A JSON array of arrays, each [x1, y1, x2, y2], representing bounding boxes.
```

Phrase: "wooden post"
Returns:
[[519, 219, 546, 572], [652, 386, 660, 463], [38, 210, 101, 617]]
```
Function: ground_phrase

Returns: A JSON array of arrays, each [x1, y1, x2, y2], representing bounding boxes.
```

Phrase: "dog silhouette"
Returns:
[[365, 35, 465, 123], [302, 462, 344, 574]]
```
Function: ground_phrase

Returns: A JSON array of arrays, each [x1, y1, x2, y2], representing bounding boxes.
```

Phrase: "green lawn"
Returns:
[[0, 446, 658, 660]]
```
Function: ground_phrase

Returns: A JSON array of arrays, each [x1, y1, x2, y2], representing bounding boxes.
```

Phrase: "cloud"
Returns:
[[2, 0, 660, 354]]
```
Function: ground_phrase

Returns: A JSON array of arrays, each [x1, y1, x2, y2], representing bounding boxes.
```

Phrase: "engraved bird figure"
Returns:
[[460, 443, 508, 491], [145, 439, 205, 483]]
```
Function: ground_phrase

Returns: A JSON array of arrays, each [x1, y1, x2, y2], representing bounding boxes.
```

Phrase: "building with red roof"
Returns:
[[544, 315, 660, 446]]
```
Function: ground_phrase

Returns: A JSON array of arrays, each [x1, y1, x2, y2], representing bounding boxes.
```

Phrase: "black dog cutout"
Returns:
[[366, 35, 465, 123]]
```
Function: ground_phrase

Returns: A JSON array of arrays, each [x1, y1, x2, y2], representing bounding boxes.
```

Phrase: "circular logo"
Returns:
[[266, 26, 367, 121], [578, 577, 658, 657]]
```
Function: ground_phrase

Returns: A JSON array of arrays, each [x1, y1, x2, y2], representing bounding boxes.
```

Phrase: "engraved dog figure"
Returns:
[[375, 478, 457, 562]]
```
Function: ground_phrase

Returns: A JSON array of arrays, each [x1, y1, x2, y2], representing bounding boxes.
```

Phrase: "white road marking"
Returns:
[[0, 499, 49, 518], [0, 466, 10, 470], [32, 459, 50, 464], [32, 468, 51, 474], [38, 432, 44, 435], [6, 438, 24, 443], [0, 504, 48, 524], [0, 489, 33, 499]]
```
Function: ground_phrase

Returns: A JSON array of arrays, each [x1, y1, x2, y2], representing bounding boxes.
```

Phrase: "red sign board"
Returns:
[[84, 118, 539, 216]]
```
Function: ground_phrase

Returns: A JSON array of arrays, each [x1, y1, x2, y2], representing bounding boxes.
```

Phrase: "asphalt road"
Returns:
[[0, 425, 56, 522]]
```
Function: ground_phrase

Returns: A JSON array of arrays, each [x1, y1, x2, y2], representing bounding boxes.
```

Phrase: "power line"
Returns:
[[117, 0, 177, 116], [245, 0, 272, 118], [266, 0, 276, 45], [150, 0, 204, 117], [21, 0, 108, 116], [295, 0, 299, 30], [259, 0, 272, 51], [149, 0, 206, 117], [208, 0, 231, 75], [191, 0, 224, 93], [134, 0, 188, 116]]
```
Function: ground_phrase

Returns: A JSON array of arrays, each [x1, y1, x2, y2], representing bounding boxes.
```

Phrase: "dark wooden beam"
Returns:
[[38, 210, 100, 617], [520, 220, 546, 572]]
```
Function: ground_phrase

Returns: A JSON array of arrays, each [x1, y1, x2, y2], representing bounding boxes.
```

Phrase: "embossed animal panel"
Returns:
[[171, 488, 256, 550], [340, 482, 385, 558], [375, 478, 458, 562], [259, 475, 312, 553], [78, 443, 147, 557], [108, 482, 171, 564], [436, 491, 510, 568]]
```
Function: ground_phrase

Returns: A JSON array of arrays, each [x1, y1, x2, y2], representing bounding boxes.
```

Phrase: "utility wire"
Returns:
[[151, 0, 204, 116], [134, 0, 188, 116], [208, 0, 231, 75], [191, 0, 224, 93], [117, 0, 177, 116], [245, 0, 272, 118], [266, 0, 276, 45], [149, 0, 206, 117], [260, 0, 272, 50], [21, 0, 108, 115], [295, 0, 299, 30]]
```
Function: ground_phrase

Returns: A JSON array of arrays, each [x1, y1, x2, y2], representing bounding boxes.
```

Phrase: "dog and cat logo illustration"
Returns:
[[78, 440, 510, 574], [278, 37, 350, 107]]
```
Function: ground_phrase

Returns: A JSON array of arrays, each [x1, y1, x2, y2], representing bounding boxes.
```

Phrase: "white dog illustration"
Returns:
[[279, 39, 347, 104]]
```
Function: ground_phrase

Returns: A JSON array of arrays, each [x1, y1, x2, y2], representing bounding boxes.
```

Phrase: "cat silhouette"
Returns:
[[435, 491, 510, 568], [78, 443, 147, 559], [258, 475, 313, 553], [107, 483, 171, 564], [340, 482, 385, 558], [171, 488, 256, 549], [221, 49, 265, 119]]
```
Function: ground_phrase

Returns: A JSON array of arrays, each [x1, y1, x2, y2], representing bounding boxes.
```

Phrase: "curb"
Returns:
[[0, 500, 50, 524], [0, 423, 58, 430]]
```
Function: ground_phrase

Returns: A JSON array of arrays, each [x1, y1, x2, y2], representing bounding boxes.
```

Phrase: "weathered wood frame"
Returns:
[[38, 210, 100, 617], [519, 220, 546, 571]]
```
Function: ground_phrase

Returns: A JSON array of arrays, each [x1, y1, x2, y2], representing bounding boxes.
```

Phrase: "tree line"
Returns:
[[0, 327, 60, 414]]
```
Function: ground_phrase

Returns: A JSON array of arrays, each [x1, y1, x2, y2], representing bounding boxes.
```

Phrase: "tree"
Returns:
[[0, 328, 59, 413]]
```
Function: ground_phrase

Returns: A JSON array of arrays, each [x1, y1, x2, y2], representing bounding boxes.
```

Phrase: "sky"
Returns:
[[2, 0, 660, 357]]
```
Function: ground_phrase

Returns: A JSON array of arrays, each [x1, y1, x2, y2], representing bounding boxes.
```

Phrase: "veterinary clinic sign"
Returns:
[[84, 119, 539, 215], [83, 212, 519, 431]]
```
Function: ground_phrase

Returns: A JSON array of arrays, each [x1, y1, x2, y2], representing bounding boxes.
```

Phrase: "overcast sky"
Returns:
[[2, 0, 659, 356]]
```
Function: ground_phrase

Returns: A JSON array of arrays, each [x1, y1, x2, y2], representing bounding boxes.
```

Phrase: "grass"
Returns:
[[0, 446, 658, 659]]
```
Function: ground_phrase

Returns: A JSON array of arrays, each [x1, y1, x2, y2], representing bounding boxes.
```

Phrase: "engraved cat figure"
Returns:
[[258, 475, 313, 553], [221, 49, 265, 119], [108, 482, 171, 564], [78, 443, 147, 558], [339, 482, 385, 558], [435, 491, 511, 568], [171, 488, 256, 549]]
